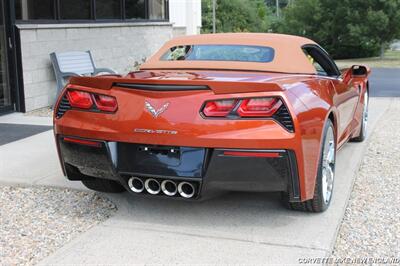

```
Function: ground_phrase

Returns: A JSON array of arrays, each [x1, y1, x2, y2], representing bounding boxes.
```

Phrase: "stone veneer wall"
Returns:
[[17, 22, 173, 111], [172, 26, 202, 37], [172, 26, 187, 38]]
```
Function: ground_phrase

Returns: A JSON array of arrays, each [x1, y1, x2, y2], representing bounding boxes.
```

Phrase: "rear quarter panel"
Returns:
[[283, 77, 336, 199]]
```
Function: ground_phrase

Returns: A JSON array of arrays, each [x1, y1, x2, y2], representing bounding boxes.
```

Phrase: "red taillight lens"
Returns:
[[66, 90, 93, 109], [65, 89, 118, 113], [201, 97, 282, 118], [237, 97, 282, 117], [203, 99, 237, 117], [63, 137, 102, 147], [223, 151, 281, 158], [93, 94, 118, 112]]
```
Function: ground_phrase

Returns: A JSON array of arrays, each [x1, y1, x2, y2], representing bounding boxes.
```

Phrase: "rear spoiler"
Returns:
[[69, 76, 284, 94]]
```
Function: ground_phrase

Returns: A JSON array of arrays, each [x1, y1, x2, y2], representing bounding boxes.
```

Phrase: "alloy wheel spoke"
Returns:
[[322, 127, 335, 203], [326, 142, 335, 165], [327, 167, 334, 189]]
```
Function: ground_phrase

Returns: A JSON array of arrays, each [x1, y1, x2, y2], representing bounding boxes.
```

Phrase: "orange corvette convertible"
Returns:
[[53, 33, 370, 212]]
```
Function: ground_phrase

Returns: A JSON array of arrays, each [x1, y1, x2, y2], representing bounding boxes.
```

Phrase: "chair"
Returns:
[[50, 51, 116, 97]]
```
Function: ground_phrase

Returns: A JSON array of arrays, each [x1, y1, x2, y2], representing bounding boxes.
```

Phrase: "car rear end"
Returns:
[[53, 72, 304, 202]]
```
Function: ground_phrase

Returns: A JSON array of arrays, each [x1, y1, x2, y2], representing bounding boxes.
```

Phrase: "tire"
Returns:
[[82, 178, 125, 193], [351, 90, 368, 142], [282, 120, 336, 212]]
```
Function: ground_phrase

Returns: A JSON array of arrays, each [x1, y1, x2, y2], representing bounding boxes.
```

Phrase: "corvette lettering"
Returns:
[[134, 128, 178, 135]]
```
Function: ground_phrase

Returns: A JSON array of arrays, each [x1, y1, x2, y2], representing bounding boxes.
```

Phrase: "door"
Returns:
[[0, 0, 13, 113], [330, 77, 359, 142]]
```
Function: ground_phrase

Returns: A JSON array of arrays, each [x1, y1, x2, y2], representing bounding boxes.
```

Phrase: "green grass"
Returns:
[[335, 50, 400, 69]]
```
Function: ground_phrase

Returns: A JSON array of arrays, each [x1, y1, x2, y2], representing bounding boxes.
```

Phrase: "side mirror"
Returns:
[[351, 65, 369, 77]]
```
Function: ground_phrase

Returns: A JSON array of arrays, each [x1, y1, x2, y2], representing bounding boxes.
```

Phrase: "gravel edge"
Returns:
[[0, 185, 117, 266], [331, 99, 400, 261]]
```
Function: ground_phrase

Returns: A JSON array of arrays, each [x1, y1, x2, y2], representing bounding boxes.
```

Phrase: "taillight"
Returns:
[[237, 97, 282, 117], [201, 97, 294, 132], [202, 97, 282, 118], [203, 99, 238, 117], [93, 94, 118, 112], [64, 89, 117, 113], [66, 90, 93, 109]]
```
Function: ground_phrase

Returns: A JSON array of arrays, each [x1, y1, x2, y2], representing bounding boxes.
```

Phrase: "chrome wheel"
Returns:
[[321, 126, 335, 204], [362, 91, 368, 136]]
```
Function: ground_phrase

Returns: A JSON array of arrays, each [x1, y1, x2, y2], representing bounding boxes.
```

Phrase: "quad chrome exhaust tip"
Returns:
[[161, 180, 178, 196], [128, 177, 144, 193], [178, 182, 195, 199], [145, 178, 161, 195], [128, 177, 196, 198]]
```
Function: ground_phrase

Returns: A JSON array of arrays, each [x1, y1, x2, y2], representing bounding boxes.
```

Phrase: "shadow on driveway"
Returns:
[[0, 123, 52, 146]]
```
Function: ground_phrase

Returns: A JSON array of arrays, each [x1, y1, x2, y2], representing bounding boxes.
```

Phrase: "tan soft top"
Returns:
[[140, 33, 318, 74]]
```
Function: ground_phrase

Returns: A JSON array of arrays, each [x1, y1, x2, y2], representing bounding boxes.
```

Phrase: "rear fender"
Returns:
[[285, 81, 333, 200]]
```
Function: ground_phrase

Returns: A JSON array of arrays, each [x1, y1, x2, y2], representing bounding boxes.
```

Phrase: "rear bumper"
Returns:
[[57, 135, 301, 202]]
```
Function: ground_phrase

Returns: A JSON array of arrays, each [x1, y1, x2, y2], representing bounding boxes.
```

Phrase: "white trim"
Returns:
[[16, 22, 172, 30]]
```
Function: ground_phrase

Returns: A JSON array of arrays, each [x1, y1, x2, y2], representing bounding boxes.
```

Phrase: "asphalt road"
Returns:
[[370, 68, 400, 97]]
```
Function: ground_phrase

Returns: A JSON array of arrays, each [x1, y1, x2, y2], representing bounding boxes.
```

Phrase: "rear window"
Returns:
[[160, 45, 275, 63]]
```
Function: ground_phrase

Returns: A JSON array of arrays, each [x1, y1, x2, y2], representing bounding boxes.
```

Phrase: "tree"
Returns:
[[364, 0, 400, 58], [201, 0, 272, 33], [274, 0, 400, 59]]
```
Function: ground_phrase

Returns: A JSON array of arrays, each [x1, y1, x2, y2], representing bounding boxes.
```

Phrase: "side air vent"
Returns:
[[56, 94, 71, 118], [273, 104, 294, 132]]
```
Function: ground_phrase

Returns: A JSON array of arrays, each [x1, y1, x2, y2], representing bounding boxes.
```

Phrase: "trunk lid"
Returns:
[[69, 70, 287, 94]]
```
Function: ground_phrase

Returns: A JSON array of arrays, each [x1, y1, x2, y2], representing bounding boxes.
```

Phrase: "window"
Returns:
[[96, 0, 122, 19], [60, 0, 91, 20], [304, 51, 327, 76], [302, 45, 340, 77], [161, 45, 275, 63], [148, 0, 165, 20], [14, 0, 168, 22], [125, 0, 146, 19], [15, 0, 55, 20]]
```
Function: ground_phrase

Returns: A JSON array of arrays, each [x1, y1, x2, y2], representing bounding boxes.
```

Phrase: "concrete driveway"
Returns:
[[0, 68, 398, 264]]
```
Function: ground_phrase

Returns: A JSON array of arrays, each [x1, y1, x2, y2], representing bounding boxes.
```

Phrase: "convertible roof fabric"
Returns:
[[141, 33, 318, 74]]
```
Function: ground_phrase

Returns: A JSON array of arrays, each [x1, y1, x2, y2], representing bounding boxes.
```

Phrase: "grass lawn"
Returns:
[[335, 50, 400, 69]]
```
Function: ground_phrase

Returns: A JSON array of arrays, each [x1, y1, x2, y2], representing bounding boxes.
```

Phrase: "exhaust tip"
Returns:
[[161, 180, 177, 196], [145, 178, 161, 195], [178, 182, 195, 198], [128, 177, 144, 193]]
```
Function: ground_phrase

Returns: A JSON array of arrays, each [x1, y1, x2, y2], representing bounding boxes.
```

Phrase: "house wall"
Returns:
[[169, 0, 202, 35], [17, 22, 173, 111], [172, 26, 187, 37], [391, 41, 400, 51]]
